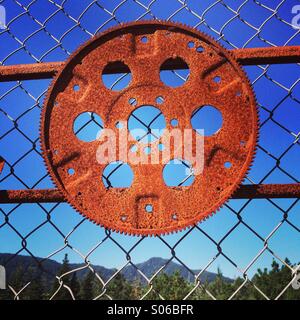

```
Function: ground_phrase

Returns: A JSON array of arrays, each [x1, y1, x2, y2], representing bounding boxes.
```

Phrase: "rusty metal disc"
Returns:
[[41, 21, 258, 236]]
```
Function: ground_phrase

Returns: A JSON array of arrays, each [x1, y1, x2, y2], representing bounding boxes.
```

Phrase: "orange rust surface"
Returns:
[[233, 46, 300, 65], [0, 157, 4, 174], [40, 21, 259, 236], [0, 62, 64, 82]]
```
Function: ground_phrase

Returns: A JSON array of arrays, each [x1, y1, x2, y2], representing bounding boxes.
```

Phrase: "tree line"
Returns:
[[0, 254, 299, 300]]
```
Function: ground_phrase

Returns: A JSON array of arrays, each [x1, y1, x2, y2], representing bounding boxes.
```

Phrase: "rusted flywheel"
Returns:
[[40, 21, 258, 236]]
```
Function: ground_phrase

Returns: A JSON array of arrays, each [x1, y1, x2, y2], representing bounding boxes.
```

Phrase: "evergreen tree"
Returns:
[[8, 264, 26, 300], [0, 264, 31, 300], [80, 270, 95, 300], [147, 271, 192, 300], [107, 273, 133, 300], [1, 256, 299, 300], [208, 268, 232, 299], [70, 272, 80, 299], [10, 264, 25, 292], [251, 258, 300, 300], [167, 271, 192, 299], [131, 280, 144, 300], [51, 254, 73, 300], [23, 267, 45, 300]]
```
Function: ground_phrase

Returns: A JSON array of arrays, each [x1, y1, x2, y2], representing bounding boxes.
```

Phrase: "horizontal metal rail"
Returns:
[[233, 46, 300, 65], [0, 184, 299, 203], [0, 46, 300, 82], [0, 46, 299, 202], [0, 62, 64, 82]]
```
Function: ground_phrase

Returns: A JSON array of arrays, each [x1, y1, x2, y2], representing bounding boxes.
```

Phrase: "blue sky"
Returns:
[[0, 0, 300, 280]]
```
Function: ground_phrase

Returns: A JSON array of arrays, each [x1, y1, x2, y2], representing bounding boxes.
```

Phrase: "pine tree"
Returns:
[[131, 280, 144, 299], [167, 271, 192, 299], [23, 267, 45, 300], [51, 254, 73, 300], [208, 268, 232, 299], [8, 264, 26, 300], [107, 273, 133, 300], [79, 270, 95, 300], [70, 272, 80, 299], [147, 271, 192, 300]]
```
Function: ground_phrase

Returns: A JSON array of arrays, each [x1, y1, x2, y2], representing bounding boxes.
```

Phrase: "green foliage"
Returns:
[[145, 271, 192, 300], [79, 271, 95, 300], [1, 257, 299, 300], [250, 259, 300, 300], [106, 273, 133, 300], [51, 254, 80, 300], [22, 267, 45, 300]]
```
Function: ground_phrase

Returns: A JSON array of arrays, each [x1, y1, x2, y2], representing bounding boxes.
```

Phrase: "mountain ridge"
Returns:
[[0, 253, 232, 284]]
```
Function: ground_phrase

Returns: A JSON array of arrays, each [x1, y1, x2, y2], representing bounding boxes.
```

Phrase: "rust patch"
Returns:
[[0, 157, 4, 174], [40, 21, 259, 236]]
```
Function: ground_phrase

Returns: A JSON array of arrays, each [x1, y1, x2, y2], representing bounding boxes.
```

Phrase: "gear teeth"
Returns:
[[40, 20, 259, 237]]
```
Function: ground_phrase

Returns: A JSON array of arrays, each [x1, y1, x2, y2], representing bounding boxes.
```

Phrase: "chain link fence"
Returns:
[[0, 0, 299, 300]]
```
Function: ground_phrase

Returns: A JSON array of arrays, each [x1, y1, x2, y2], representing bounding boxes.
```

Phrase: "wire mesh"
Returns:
[[0, 0, 300, 300]]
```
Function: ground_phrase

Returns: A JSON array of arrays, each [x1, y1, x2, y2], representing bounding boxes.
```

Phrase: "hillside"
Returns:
[[0, 253, 232, 285]]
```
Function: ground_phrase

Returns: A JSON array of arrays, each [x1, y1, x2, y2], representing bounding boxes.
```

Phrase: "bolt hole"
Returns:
[[156, 96, 164, 104], [172, 213, 178, 220], [145, 204, 153, 213], [188, 41, 195, 48], [170, 119, 178, 127], [129, 97, 137, 106], [196, 46, 204, 53], [121, 215, 127, 222], [141, 36, 148, 43], [213, 76, 221, 83], [68, 168, 75, 175], [224, 161, 232, 169], [73, 85, 80, 91]]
